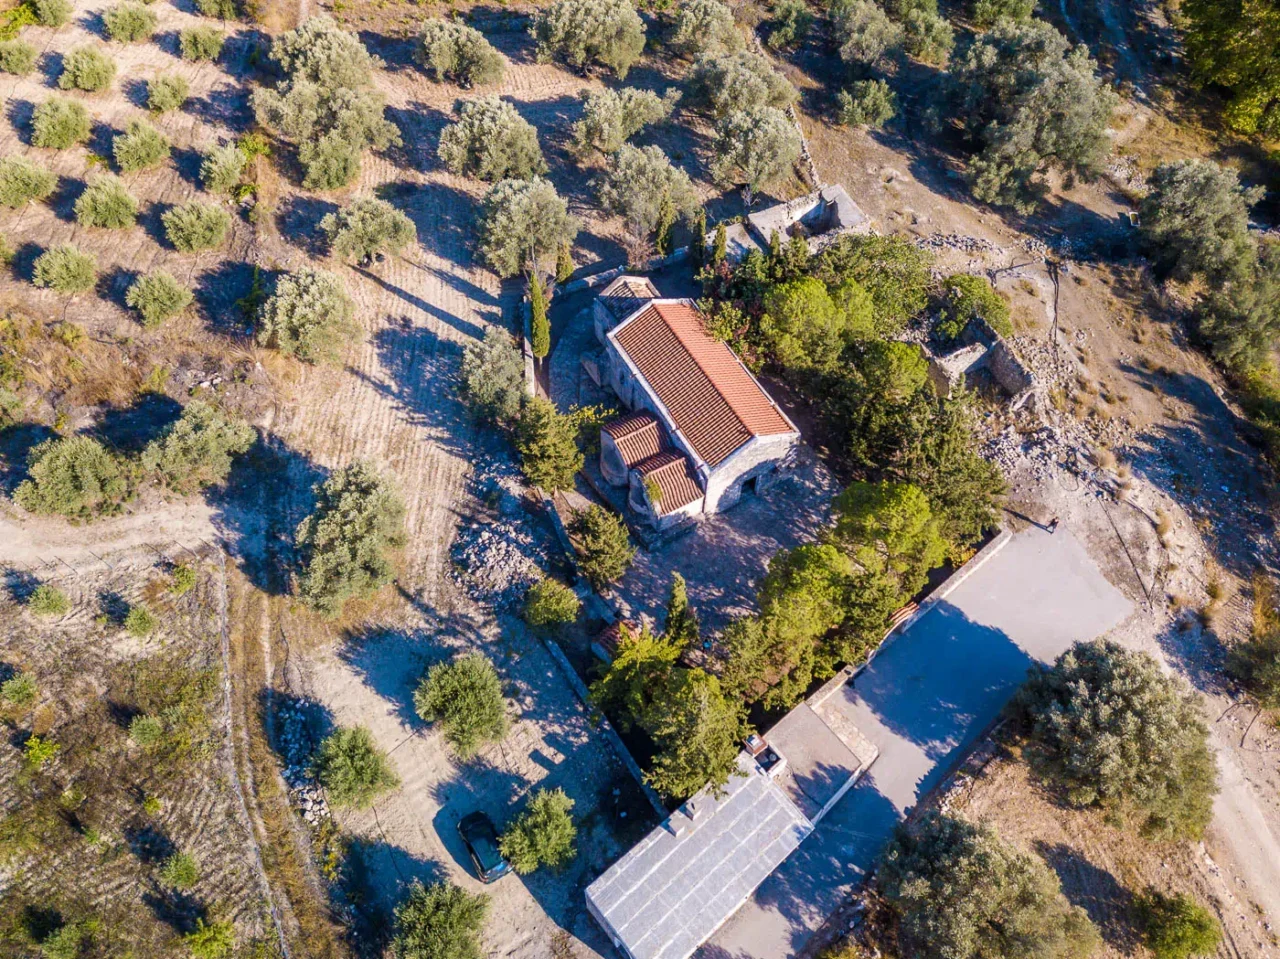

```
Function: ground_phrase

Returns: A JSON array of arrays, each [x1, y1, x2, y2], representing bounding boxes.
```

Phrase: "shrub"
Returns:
[[0, 155, 56, 208], [24, 734, 60, 768], [1136, 890, 1223, 959], [33, 0, 72, 27], [938, 273, 1011, 340], [314, 726, 400, 808], [28, 585, 70, 616], [162, 201, 231, 252], [1012, 639, 1218, 839], [257, 267, 358, 365], [438, 96, 546, 182], [74, 174, 138, 228], [126, 270, 194, 327], [499, 788, 576, 873], [571, 86, 675, 155], [58, 46, 116, 92], [972, 0, 1035, 26], [523, 578, 581, 626], [125, 604, 157, 636], [104, 2, 157, 42], [531, 0, 646, 79], [13, 436, 125, 518], [516, 396, 583, 491], [416, 19, 506, 87], [32, 245, 97, 294], [148, 73, 189, 113], [687, 50, 798, 118], [476, 177, 579, 278], [195, 0, 239, 17], [902, 7, 953, 64], [295, 462, 406, 617], [413, 652, 509, 758], [670, 0, 743, 56], [0, 39, 37, 75], [570, 504, 635, 589], [160, 851, 200, 890], [319, 197, 417, 263], [129, 713, 165, 747], [141, 401, 255, 492], [880, 812, 1100, 959], [170, 564, 197, 595], [40, 921, 90, 959], [0, 672, 37, 706], [1227, 630, 1280, 709], [184, 918, 234, 959], [199, 143, 246, 193], [31, 97, 91, 149], [180, 25, 225, 61], [596, 143, 700, 243], [391, 881, 488, 959], [767, 0, 813, 50], [836, 79, 896, 129], [709, 106, 801, 205], [114, 119, 169, 172], [833, 0, 903, 68], [460, 327, 524, 426]]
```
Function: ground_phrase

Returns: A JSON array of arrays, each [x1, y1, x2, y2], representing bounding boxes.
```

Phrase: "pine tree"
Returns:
[[712, 222, 728, 267], [691, 208, 707, 267], [529, 272, 550, 359], [556, 241, 574, 284], [517, 396, 583, 491], [664, 572, 700, 648]]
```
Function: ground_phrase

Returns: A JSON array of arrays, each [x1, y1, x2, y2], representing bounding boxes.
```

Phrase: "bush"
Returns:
[[596, 144, 700, 244], [257, 267, 358, 365], [25, 734, 60, 769], [833, 0, 903, 69], [1136, 890, 1223, 959], [148, 73, 189, 113], [180, 25, 225, 61], [28, 584, 70, 616], [127, 271, 193, 327], [476, 177, 579, 278], [709, 106, 801, 205], [32, 245, 97, 294], [1183, 0, 1280, 136], [902, 7, 953, 64], [972, 0, 1035, 26], [58, 46, 116, 92], [170, 563, 197, 595], [125, 604, 157, 636], [74, 174, 138, 228], [499, 788, 576, 873], [670, 0, 743, 56], [391, 881, 488, 959], [114, 119, 169, 173], [413, 652, 509, 758], [129, 713, 165, 747], [571, 86, 675, 155], [320, 197, 417, 263], [31, 97, 91, 149], [836, 79, 896, 129], [103, 2, 157, 42], [199, 143, 246, 194], [33, 0, 72, 27], [460, 327, 524, 426], [13, 436, 124, 519], [523, 578, 581, 626], [0, 155, 56, 208], [416, 19, 506, 87], [315, 726, 400, 808], [687, 50, 798, 118], [195, 0, 239, 17], [295, 462, 406, 617], [767, 0, 813, 50], [162, 201, 230, 252], [938, 273, 1011, 340], [1012, 639, 1218, 839], [1, 672, 37, 706], [517, 396, 583, 491], [1227, 630, 1280, 709], [880, 812, 1100, 959], [141, 401, 255, 492], [0, 39, 37, 76], [531, 0, 646, 79], [438, 97, 546, 182], [184, 918, 234, 959], [160, 851, 200, 890], [570, 504, 635, 589]]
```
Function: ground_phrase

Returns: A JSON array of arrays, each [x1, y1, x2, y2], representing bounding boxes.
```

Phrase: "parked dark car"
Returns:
[[458, 812, 512, 883]]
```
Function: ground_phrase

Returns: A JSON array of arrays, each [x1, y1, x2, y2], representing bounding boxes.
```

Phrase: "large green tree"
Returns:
[[392, 881, 488, 959], [830, 480, 947, 599], [644, 668, 746, 800], [516, 396, 584, 491], [1182, 0, 1280, 137], [414, 652, 509, 758]]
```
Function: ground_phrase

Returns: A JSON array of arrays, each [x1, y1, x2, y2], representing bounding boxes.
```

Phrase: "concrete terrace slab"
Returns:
[[703, 525, 1133, 959]]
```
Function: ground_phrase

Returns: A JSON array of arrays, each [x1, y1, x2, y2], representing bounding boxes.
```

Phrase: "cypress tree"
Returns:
[[691, 208, 707, 266], [655, 196, 676, 256], [530, 271, 550, 359], [556, 241, 574, 284], [712, 222, 728, 267]]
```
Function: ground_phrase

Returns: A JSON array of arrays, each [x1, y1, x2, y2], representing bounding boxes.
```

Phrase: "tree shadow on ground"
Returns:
[[354, 322, 475, 445], [125, 822, 177, 865], [356, 30, 415, 69], [1034, 840, 1140, 951], [343, 838, 444, 944], [102, 265, 140, 314], [87, 119, 116, 161], [91, 392, 183, 455], [0, 422, 57, 495], [380, 179, 477, 265], [38, 51, 63, 87], [170, 145, 205, 190], [97, 590, 130, 625], [353, 266, 487, 341], [275, 194, 338, 256], [6, 99, 35, 144], [151, 30, 183, 59], [141, 889, 205, 937], [1, 566, 39, 603], [194, 259, 259, 334], [122, 77, 150, 111], [383, 102, 453, 173], [137, 199, 170, 248], [260, 688, 335, 771], [184, 81, 254, 133]]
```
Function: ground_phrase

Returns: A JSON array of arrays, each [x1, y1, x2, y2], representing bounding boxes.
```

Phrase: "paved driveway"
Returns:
[[704, 526, 1133, 959]]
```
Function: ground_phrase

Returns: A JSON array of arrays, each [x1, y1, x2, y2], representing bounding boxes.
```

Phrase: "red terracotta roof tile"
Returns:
[[635, 450, 703, 514], [612, 302, 795, 467], [603, 411, 667, 468]]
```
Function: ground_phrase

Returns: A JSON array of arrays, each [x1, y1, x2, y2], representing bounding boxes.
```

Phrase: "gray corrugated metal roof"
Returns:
[[585, 754, 813, 959]]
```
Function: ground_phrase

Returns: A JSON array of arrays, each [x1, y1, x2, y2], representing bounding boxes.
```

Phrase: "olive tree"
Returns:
[[880, 812, 1100, 959], [972, 0, 1035, 26], [113, 119, 170, 173], [531, 0, 646, 79], [295, 461, 406, 617], [0, 155, 56, 208], [1227, 628, 1280, 709], [476, 177, 579, 278], [320, 196, 417, 263], [709, 106, 801, 206], [33, 0, 71, 26], [414, 652, 509, 758], [103, 2, 157, 42], [14, 436, 127, 519], [460, 327, 524, 425], [257, 267, 359, 364], [126, 271, 194, 327], [1011, 639, 1218, 839], [416, 19, 506, 87], [0, 39, 37, 76], [767, 0, 813, 51], [32, 245, 97, 294], [32, 97, 91, 149], [162, 201, 231, 252], [74, 174, 138, 228], [180, 25, 225, 61], [670, 0, 744, 56], [391, 882, 488, 959], [314, 725, 400, 808], [687, 50, 798, 117], [438, 96, 546, 181], [833, 0, 903, 69], [900, 1, 954, 65], [596, 144, 700, 245], [200, 143, 247, 194], [147, 73, 189, 113], [571, 86, 676, 155], [58, 46, 116, 91], [141, 401, 255, 492], [499, 788, 576, 873], [837, 79, 896, 129], [1136, 890, 1222, 959], [938, 273, 1012, 339]]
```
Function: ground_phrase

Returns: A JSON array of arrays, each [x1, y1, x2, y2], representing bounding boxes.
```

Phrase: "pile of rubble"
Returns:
[[915, 231, 1007, 257], [273, 696, 331, 827]]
